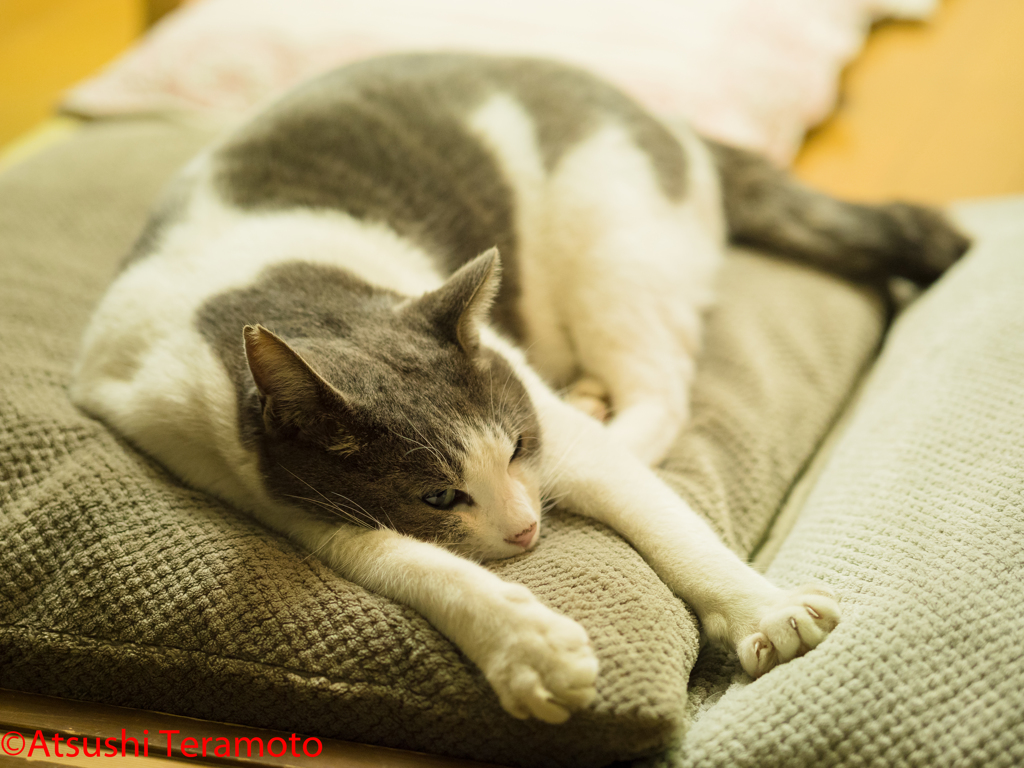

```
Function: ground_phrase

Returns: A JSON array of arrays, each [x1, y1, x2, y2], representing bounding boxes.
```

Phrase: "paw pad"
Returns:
[[737, 586, 841, 678]]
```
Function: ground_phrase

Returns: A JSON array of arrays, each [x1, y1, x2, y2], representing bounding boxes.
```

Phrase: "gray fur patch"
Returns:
[[213, 54, 687, 338], [196, 260, 540, 545], [467, 56, 687, 198]]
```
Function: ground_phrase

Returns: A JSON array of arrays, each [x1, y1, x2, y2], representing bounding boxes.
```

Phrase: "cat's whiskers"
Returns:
[[488, 366, 496, 427], [495, 362, 520, 417], [436, 426, 462, 468], [541, 492, 569, 515], [389, 426, 444, 466], [507, 413, 537, 439], [498, 385, 536, 437], [451, 539, 487, 564], [511, 385, 535, 414], [330, 489, 396, 531], [495, 363, 516, 420], [538, 431, 586, 497], [422, 403, 466, 471], [497, 335, 544, 411], [328, 493, 380, 527], [297, 519, 358, 563], [327, 487, 372, 518], [403, 412, 441, 456], [377, 507, 397, 531], [390, 414, 455, 477], [279, 464, 377, 529], [541, 484, 571, 503], [283, 493, 374, 530]]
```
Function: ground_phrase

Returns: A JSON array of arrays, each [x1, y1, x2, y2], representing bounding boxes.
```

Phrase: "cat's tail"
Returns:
[[706, 139, 971, 286]]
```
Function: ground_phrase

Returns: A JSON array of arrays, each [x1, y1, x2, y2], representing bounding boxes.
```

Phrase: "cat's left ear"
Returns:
[[411, 247, 501, 355], [242, 324, 346, 435]]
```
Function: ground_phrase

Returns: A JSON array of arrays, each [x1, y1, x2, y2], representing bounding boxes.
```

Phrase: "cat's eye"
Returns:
[[511, 434, 524, 462], [422, 488, 470, 510]]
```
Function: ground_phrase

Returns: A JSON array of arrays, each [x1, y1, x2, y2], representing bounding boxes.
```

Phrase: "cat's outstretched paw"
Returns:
[[736, 586, 840, 679], [480, 586, 599, 723]]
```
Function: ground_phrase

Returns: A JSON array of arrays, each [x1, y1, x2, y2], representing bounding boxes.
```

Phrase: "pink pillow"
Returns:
[[63, 0, 935, 164]]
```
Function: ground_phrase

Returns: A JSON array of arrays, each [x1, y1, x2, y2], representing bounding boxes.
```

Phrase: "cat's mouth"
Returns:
[[456, 515, 542, 561]]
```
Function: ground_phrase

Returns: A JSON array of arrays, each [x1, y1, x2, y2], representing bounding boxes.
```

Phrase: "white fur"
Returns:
[[455, 427, 541, 557], [469, 95, 726, 463], [73, 85, 839, 724]]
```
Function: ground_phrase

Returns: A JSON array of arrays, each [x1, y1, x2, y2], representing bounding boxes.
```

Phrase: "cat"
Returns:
[[71, 53, 968, 724]]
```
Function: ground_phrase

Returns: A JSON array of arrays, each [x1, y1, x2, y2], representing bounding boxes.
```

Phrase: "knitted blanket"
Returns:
[[0, 119, 884, 767], [642, 196, 1024, 767]]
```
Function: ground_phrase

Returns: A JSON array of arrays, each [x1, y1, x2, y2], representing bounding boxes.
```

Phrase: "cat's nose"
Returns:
[[506, 522, 537, 548]]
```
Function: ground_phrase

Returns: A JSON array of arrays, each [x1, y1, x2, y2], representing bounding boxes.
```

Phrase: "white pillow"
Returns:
[[63, 0, 934, 164]]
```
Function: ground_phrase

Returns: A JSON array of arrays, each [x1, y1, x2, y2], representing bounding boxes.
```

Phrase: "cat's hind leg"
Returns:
[[538, 122, 725, 465], [592, 351, 697, 466], [707, 138, 970, 285], [565, 366, 692, 465]]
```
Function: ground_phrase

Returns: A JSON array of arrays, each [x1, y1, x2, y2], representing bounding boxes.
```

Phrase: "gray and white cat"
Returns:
[[71, 54, 967, 724]]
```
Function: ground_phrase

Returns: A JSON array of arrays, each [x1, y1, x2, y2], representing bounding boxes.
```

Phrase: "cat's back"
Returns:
[[209, 54, 690, 334], [214, 53, 687, 224], [71, 54, 706, 484], [69, 52, 725, 510], [80, 53, 695, 360]]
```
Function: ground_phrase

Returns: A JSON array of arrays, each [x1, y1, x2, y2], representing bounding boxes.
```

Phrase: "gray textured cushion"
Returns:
[[645, 197, 1024, 768], [0, 119, 884, 767]]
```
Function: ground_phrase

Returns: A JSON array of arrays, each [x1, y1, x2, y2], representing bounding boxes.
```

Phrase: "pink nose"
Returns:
[[506, 523, 537, 548]]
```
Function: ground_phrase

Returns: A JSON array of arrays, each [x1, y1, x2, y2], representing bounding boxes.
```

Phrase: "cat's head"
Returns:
[[243, 249, 543, 561]]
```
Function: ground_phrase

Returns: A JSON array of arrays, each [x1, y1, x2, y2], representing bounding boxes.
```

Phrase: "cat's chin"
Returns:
[[454, 534, 541, 563], [481, 546, 538, 563]]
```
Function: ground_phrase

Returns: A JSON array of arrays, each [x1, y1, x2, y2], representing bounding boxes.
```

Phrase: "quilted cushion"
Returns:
[[645, 198, 1024, 768], [0, 118, 884, 767]]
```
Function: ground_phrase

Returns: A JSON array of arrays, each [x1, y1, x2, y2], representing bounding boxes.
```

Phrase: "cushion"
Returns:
[[62, 0, 935, 164], [0, 118, 885, 767], [649, 196, 1024, 767]]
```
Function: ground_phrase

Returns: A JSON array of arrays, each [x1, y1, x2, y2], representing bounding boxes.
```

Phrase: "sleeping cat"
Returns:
[[71, 53, 968, 724]]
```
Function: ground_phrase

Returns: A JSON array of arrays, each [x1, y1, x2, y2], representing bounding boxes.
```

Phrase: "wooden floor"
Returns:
[[0, 0, 144, 147], [793, 0, 1024, 204]]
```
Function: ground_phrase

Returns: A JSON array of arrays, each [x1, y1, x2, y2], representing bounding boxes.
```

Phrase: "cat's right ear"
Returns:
[[410, 247, 502, 355], [242, 324, 344, 434]]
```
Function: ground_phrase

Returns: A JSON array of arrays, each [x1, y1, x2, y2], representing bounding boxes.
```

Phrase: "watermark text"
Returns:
[[1, 729, 323, 759]]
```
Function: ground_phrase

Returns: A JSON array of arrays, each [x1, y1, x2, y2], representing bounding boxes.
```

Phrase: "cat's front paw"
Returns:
[[480, 585, 598, 724], [564, 376, 611, 423], [736, 585, 840, 678]]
